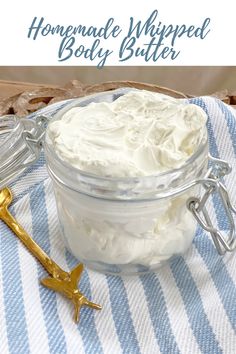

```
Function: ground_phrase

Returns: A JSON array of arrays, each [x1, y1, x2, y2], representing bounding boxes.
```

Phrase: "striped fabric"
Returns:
[[0, 96, 236, 354]]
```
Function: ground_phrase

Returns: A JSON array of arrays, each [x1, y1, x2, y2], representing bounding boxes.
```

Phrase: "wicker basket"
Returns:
[[0, 80, 234, 117]]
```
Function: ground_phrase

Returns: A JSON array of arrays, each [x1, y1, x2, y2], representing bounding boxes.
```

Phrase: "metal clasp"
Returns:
[[24, 115, 49, 147], [187, 156, 236, 255]]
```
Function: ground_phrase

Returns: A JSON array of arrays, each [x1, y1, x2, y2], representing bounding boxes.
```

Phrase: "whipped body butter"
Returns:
[[45, 89, 209, 274]]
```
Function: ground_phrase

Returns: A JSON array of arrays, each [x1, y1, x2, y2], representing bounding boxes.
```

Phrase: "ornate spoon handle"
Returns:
[[0, 187, 101, 322]]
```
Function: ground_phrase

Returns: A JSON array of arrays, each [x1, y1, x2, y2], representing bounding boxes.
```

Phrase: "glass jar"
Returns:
[[1, 88, 236, 275]]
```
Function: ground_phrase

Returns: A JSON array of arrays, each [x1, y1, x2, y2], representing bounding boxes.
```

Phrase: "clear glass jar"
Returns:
[[1, 88, 236, 275]]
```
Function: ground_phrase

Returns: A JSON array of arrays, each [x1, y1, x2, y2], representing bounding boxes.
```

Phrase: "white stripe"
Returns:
[[14, 194, 50, 354], [157, 265, 201, 354], [88, 271, 123, 354], [123, 277, 161, 354], [43, 179, 85, 354], [186, 245, 236, 354]]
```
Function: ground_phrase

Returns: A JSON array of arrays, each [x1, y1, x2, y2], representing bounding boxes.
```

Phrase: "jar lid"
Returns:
[[0, 114, 47, 188]]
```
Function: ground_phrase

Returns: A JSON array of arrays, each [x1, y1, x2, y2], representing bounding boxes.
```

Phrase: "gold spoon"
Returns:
[[0, 187, 102, 323]]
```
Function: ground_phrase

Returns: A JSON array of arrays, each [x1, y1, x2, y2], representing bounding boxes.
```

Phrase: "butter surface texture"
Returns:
[[48, 90, 207, 177]]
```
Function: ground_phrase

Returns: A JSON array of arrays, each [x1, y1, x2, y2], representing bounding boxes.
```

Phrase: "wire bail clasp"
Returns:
[[23, 115, 49, 152], [187, 156, 236, 255]]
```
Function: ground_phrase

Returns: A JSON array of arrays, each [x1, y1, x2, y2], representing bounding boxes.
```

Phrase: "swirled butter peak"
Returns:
[[48, 90, 207, 177]]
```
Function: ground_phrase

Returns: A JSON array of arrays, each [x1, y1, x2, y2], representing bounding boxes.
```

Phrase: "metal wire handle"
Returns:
[[23, 115, 49, 148], [187, 157, 236, 255]]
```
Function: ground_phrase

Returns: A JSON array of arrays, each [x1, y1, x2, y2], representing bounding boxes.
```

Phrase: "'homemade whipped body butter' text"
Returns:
[[46, 90, 208, 273]]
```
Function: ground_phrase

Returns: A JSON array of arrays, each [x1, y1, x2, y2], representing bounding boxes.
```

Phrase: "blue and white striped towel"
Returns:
[[0, 96, 236, 354]]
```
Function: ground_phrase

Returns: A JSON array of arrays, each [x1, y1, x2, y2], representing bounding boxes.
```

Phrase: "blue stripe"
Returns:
[[170, 256, 222, 354], [194, 228, 236, 332], [106, 274, 141, 354], [216, 100, 236, 156], [0, 209, 30, 354], [30, 182, 67, 354], [139, 272, 180, 354], [66, 251, 104, 354]]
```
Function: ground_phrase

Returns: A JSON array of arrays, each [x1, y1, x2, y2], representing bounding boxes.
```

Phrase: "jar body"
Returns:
[[43, 89, 209, 275], [50, 174, 200, 274]]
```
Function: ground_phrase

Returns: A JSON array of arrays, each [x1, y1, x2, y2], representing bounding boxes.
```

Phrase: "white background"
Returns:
[[0, 0, 235, 66]]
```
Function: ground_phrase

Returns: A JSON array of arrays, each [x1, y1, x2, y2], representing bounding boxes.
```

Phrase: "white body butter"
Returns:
[[47, 90, 207, 271], [48, 90, 207, 177]]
